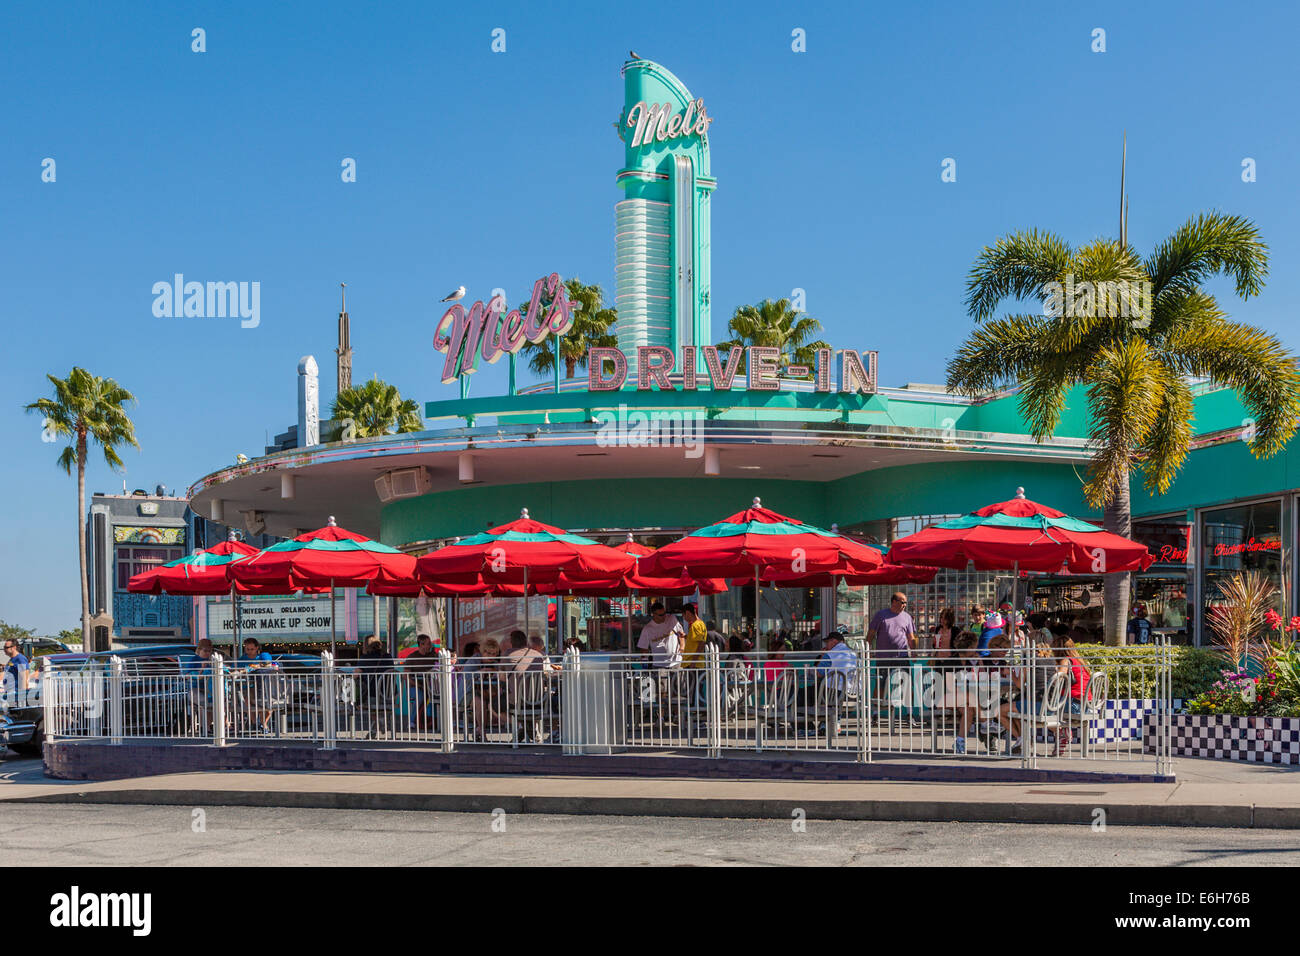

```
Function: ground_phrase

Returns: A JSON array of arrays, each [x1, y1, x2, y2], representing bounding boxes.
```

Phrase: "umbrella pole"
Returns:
[[231, 584, 238, 656], [1011, 559, 1022, 765], [627, 590, 633, 655], [331, 586, 336, 658], [524, 567, 529, 641], [754, 563, 760, 642]]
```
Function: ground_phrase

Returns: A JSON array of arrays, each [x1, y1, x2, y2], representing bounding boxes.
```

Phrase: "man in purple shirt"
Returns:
[[868, 592, 918, 722], [867, 592, 917, 661]]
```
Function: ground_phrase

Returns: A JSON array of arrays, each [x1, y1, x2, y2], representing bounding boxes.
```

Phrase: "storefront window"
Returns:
[[1131, 515, 1194, 645], [1199, 500, 1283, 645]]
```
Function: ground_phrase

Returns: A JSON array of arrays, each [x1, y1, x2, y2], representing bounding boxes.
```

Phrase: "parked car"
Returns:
[[17, 637, 73, 661], [0, 640, 73, 757]]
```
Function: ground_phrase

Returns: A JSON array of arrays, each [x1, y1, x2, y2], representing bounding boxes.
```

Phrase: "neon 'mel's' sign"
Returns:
[[432, 273, 574, 384], [624, 99, 714, 149]]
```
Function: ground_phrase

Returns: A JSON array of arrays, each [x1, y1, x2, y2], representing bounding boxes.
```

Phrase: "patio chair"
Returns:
[[764, 670, 799, 738], [1009, 672, 1069, 756], [793, 675, 847, 741], [1061, 671, 1109, 757], [509, 671, 554, 746]]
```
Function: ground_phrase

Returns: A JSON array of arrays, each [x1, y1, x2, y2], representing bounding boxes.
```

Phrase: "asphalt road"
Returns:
[[3, 801, 1300, 866]]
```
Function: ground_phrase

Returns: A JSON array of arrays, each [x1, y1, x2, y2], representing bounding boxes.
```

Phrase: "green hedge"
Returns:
[[1070, 645, 1222, 701]]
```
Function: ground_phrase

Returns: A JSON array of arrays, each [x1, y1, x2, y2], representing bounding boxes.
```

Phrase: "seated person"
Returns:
[[946, 632, 986, 754]]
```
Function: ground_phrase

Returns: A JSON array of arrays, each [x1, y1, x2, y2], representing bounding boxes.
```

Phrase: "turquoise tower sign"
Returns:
[[615, 57, 716, 364]]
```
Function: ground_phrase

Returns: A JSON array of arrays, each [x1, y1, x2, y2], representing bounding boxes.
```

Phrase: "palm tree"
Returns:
[[948, 213, 1300, 644], [717, 298, 830, 375], [331, 378, 422, 437], [518, 278, 619, 379], [26, 369, 139, 651]]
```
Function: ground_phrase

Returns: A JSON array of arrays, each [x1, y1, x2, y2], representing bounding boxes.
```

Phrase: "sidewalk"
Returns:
[[4, 754, 1299, 828]]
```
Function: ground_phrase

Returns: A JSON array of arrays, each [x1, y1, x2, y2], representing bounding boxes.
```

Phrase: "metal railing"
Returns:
[[41, 641, 1175, 775]]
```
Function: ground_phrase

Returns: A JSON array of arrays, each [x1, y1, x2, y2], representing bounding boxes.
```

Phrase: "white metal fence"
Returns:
[[41, 641, 1175, 774]]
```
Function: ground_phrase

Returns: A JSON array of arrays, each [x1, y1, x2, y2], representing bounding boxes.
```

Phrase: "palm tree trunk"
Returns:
[[1102, 464, 1132, 646], [565, 356, 577, 379], [77, 434, 92, 651]]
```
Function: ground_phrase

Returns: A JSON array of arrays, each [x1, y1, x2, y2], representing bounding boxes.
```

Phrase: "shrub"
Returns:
[[1068, 645, 1219, 701]]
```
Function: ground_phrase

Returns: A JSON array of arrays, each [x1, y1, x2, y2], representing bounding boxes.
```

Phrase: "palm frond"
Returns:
[[945, 314, 1058, 396], [1164, 316, 1300, 457], [1144, 211, 1268, 301], [1082, 340, 1164, 507], [1138, 371, 1194, 496], [965, 229, 1073, 321]]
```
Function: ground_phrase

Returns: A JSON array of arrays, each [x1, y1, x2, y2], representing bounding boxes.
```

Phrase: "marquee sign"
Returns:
[[432, 273, 575, 384], [587, 345, 878, 394]]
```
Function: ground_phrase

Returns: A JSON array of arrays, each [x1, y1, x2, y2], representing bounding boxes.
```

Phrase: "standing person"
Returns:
[[2, 638, 31, 703], [704, 620, 727, 653], [637, 602, 683, 670], [869, 593, 918, 722], [868, 592, 917, 659], [1127, 603, 1154, 645], [183, 639, 216, 735], [931, 607, 957, 659], [679, 603, 708, 668]]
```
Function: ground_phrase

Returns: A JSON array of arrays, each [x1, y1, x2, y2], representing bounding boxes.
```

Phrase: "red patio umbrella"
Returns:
[[230, 517, 417, 654], [127, 536, 261, 596], [415, 509, 636, 637], [886, 488, 1154, 574], [738, 530, 939, 589], [745, 564, 940, 589], [887, 487, 1154, 651], [647, 498, 886, 632], [127, 534, 332, 654]]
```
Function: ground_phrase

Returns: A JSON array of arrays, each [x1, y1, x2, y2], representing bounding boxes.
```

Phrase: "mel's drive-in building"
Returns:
[[177, 58, 1298, 654]]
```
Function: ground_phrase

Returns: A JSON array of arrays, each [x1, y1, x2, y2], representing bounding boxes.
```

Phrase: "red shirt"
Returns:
[[1066, 658, 1090, 700]]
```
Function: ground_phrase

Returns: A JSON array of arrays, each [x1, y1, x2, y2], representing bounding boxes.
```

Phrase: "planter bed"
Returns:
[[1144, 713, 1300, 765]]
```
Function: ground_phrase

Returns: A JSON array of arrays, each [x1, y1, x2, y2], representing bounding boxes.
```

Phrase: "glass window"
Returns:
[[1200, 500, 1283, 645], [115, 545, 183, 589], [1131, 515, 1193, 645]]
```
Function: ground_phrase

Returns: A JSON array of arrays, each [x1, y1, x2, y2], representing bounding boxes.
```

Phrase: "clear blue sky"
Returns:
[[3, 0, 1298, 634]]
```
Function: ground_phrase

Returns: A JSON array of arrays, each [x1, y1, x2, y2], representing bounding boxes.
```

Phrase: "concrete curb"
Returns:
[[42, 739, 1173, 785], [6, 786, 1296, 828]]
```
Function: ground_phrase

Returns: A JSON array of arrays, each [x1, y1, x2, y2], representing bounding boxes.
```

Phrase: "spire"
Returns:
[[1119, 132, 1129, 248], [336, 282, 353, 395]]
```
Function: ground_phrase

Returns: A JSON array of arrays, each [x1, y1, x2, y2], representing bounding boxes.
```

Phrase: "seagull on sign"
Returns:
[[629, 50, 640, 60], [440, 286, 466, 302]]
